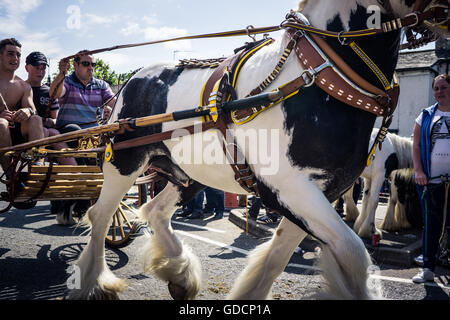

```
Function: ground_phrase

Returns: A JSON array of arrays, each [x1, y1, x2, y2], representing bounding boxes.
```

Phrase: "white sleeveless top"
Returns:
[[416, 109, 450, 183]]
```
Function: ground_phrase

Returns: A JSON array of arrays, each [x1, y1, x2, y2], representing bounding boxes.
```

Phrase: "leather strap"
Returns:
[[201, 39, 275, 107], [215, 118, 259, 195], [109, 121, 219, 153], [291, 30, 394, 116], [231, 26, 399, 122], [200, 55, 239, 108], [413, 0, 432, 14]]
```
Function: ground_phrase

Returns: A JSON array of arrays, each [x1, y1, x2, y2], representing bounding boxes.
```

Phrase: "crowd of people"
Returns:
[[0, 37, 115, 224]]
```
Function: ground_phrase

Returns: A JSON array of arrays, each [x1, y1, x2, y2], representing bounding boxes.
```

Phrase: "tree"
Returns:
[[50, 58, 139, 86]]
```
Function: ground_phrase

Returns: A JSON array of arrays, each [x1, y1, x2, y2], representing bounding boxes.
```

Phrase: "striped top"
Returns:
[[56, 72, 114, 129]]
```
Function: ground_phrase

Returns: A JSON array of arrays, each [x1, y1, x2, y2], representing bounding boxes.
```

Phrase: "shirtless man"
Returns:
[[0, 38, 44, 173]]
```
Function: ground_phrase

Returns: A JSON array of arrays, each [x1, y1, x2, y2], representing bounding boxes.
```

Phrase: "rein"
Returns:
[[46, 2, 447, 118], [47, 1, 447, 112], [32, 3, 448, 195]]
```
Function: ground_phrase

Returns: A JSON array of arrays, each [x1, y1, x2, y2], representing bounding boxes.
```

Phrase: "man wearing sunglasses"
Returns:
[[49, 50, 116, 224], [50, 50, 115, 134]]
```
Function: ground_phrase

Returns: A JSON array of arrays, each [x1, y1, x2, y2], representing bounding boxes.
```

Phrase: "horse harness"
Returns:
[[189, 11, 408, 195], [134, 4, 448, 196], [32, 2, 447, 197]]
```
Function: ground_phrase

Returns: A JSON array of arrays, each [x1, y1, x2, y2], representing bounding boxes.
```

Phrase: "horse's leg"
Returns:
[[140, 181, 204, 300], [294, 186, 375, 299], [380, 180, 398, 230], [343, 184, 360, 222], [354, 176, 383, 238], [227, 217, 307, 299], [231, 179, 375, 300], [68, 162, 144, 300]]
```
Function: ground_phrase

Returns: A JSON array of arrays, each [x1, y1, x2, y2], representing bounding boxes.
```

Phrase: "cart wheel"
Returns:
[[105, 183, 148, 248], [0, 192, 13, 213]]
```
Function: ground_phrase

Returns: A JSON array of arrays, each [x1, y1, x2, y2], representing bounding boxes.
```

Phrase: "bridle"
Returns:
[[378, 0, 449, 49], [377, 0, 433, 16]]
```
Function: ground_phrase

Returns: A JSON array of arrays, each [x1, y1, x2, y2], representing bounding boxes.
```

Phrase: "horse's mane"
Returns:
[[387, 132, 413, 169]]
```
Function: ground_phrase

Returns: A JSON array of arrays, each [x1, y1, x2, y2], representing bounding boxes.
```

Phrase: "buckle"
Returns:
[[337, 31, 349, 46], [300, 68, 316, 88], [246, 25, 256, 42], [404, 12, 420, 28]]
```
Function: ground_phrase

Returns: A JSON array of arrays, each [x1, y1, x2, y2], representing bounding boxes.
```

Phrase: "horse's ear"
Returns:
[[297, 0, 308, 12]]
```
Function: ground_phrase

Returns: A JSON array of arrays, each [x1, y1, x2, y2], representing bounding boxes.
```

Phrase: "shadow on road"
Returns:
[[0, 242, 129, 300]]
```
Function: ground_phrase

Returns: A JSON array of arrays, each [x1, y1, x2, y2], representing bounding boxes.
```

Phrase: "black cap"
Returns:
[[25, 51, 49, 66]]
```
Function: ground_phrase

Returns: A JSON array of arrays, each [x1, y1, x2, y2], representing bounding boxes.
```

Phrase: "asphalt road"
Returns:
[[0, 200, 449, 302]]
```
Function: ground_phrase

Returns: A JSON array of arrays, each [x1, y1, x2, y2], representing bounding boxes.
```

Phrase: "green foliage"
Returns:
[[51, 58, 139, 86]]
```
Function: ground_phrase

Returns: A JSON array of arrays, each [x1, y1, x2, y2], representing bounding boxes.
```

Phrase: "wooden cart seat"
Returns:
[[14, 165, 104, 202]]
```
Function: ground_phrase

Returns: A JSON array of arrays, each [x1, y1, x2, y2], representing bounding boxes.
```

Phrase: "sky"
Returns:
[[0, 0, 300, 80], [0, 0, 435, 81]]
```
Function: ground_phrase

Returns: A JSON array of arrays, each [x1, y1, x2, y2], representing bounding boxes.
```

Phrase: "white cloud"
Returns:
[[121, 22, 141, 36], [0, 0, 65, 79], [142, 14, 158, 26], [84, 13, 120, 26], [14, 32, 64, 79], [0, 0, 42, 35], [120, 20, 191, 51], [144, 27, 191, 51], [143, 26, 187, 41], [21, 32, 62, 56], [96, 52, 129, 71]]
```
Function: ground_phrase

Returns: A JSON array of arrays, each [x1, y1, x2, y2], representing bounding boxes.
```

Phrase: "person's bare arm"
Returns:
[[103, 97, 116, 120], [12, 82, 35, 123], [0, 93, 13, 121], [412, 122, 427, 186], [44, 108, 58, 128], [49, 59, 70, 99]]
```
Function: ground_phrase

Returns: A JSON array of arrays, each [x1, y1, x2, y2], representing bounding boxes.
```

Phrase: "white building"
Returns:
[[383, 40, 449, 137]]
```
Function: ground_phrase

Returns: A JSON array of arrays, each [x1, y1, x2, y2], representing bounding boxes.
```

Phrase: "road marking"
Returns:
[[175, 230, 249, 255], [175, 229, 450, 291], [370, 274, 450, 290], [172, 220, 226, 233]]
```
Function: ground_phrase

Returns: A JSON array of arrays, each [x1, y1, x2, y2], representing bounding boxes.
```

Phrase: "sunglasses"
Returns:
[[79, 61, 97, 67]]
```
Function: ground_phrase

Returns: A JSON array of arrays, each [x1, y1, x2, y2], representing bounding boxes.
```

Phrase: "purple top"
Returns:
[[56, 72, 114, 129]]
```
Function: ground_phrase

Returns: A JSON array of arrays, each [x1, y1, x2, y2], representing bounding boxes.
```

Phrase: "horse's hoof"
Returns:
[[168, 281, 189, 300]]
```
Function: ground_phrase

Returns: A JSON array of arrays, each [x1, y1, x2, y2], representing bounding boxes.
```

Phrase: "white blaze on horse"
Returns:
[[342, 129, 414, 237], [68, 0, 447, 300]]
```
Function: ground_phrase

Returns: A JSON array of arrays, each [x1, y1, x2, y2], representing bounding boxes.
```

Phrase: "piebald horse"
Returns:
[[343, 128, 413, 237], [69, 0, 443, 299]]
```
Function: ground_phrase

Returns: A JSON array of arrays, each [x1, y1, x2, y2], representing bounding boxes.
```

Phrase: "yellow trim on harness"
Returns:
[[366, 142, 377, 167], [199, 38, 275, 124], [105, 142, 113, 162], [231, 39, 275, 88], [366, 72, 399, 167], [203, 79, 221, 122], [231, 87, 300, 125], [349, 41, 392, 91]]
